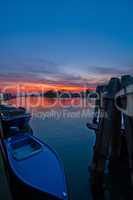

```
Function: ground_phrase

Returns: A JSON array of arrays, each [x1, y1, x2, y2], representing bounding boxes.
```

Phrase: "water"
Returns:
[[8, 97, 95, 200], [3, 97, 132, 200]]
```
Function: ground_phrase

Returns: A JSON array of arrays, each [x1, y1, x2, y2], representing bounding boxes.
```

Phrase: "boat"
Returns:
[[0, 104, 31, 136], [1, 129, 68, 200], [4, 134, 68, 200]]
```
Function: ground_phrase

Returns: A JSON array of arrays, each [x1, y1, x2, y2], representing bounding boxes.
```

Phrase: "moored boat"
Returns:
[[0, 104, 31, 136], [2, 133, 68, 200], [0, 113, 68, 200]]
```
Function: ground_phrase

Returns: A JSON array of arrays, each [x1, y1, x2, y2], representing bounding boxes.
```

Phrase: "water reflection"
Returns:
[[8, 97, 94, 122], [6, 97, 132, 200], [8, 97, 94, 110]]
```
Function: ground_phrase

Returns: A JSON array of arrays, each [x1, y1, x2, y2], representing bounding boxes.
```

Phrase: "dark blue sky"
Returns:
[[0, 0, 133, 87]]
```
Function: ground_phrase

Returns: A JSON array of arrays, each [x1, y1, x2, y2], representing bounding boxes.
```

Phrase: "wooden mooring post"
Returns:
[[91, 77, 121, 171], [121, 75, 133, 182], [88, 74, 133, 189]]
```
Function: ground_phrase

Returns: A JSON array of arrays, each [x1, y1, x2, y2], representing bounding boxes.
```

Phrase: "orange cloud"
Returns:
[[0, 81, 95, 94]]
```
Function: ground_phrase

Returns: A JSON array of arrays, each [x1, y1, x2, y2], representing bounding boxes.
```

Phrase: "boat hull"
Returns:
[[2, 135, 68, 200], [8, 170, 62, 200]]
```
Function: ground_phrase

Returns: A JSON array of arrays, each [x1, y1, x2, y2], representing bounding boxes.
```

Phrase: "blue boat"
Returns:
[[1, 132, 68, 200], [0, 106, 68, 200]]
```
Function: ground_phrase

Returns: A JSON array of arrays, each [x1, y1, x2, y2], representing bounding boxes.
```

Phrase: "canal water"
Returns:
[[8, 97, 95, 200], [5, 97, 132, 200]]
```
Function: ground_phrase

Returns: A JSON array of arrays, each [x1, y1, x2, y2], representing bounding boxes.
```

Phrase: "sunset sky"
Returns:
[[0, 0, 133, 92]]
